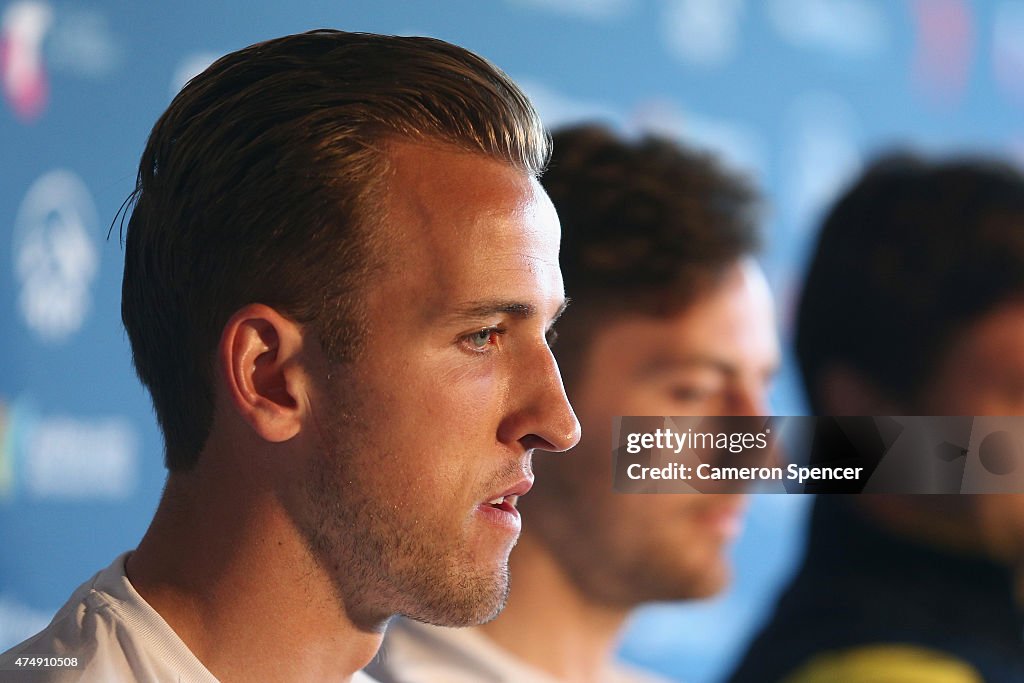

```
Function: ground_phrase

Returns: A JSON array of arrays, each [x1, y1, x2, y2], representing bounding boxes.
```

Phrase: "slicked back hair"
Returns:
[[541, 124, 761, 388], [121, 30, 549, 471]]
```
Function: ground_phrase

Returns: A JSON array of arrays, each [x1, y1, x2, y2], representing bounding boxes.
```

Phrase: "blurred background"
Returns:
[[1, 1, 1021, 681]]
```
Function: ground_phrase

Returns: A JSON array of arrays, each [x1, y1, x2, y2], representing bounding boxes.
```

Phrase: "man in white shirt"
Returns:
[[0, 29, 580, 682], [368, 125, 779, 683]]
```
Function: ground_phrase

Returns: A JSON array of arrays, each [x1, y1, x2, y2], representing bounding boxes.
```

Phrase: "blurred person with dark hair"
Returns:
[[729, 155, 1024, 683], [368, 124, 780, 683], [0, 29, 582, 683]]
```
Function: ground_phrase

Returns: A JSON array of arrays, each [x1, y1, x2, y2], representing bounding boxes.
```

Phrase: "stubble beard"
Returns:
[[291, 380, 512, 630], [528, 450, 726, 608]]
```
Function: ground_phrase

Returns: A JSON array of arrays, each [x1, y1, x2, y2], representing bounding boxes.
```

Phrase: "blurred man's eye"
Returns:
[[669, 385, 717, 404]]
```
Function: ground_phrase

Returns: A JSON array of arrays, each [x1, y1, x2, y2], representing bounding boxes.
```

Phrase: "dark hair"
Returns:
[[795, 153, 1024, 412], [121, 29, 549, 471], [541, 124, 761, 386]]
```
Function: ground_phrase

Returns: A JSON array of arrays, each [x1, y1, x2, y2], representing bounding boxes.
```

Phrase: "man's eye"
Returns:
[[465, 328, 502, 351], [670, 385, 715, 403]]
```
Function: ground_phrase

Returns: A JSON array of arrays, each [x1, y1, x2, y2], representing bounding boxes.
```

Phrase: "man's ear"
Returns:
[[217, 303, 308, 443]]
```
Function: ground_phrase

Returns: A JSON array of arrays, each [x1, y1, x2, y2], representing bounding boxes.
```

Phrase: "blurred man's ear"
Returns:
[[816, 365, 902, 416]]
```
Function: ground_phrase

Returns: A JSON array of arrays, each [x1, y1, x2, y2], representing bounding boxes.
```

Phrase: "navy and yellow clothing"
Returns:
[[728, 497, 1024, 683]]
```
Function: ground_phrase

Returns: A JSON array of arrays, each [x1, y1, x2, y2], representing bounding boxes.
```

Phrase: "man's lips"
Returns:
[[482, 478, 534, 512], [477, 477, 533, 529]]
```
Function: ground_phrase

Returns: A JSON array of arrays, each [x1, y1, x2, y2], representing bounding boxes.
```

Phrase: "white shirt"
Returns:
[[0, 552, 379, 683], [367, 617, 673, 683]]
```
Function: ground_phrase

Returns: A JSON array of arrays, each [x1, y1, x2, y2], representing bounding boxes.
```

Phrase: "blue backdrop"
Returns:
[[2, 1, 1021, 681]]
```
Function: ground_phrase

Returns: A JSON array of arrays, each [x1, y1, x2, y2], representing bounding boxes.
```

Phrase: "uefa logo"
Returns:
[[12, 169, 99, 344]]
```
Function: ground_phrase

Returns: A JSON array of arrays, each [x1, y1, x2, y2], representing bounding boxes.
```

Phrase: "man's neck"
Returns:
[[126, 468, 382, 683], [476, 534, 629, 683]]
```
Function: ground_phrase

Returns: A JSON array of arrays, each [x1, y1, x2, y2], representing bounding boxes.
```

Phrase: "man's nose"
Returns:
[[497, 345, 581, 453]]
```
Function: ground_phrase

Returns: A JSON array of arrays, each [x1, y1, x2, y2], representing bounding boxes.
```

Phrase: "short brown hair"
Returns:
[[541, 125, 760, 387], [120, 29, 549, 471]]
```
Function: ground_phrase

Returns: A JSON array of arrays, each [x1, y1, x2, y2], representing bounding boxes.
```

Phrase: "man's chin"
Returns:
[[678, 564, 732, 600], [400, 565, 510, 627], [638, 558, 732, 603]]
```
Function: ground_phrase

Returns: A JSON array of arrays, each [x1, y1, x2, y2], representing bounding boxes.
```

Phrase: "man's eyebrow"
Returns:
[[448, 298, 570, 323], [635, 355, 737, 379], [636, 354, 781, 381], [550, 298, 571, 324]]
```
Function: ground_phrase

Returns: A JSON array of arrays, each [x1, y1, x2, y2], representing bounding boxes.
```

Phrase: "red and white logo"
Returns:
[[0, 1, 52, 122]]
